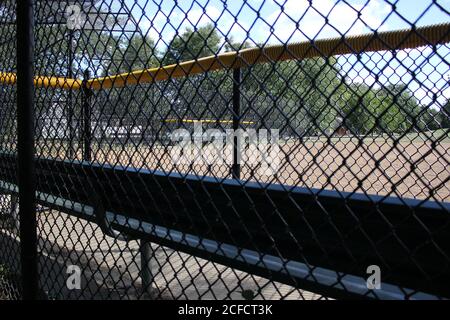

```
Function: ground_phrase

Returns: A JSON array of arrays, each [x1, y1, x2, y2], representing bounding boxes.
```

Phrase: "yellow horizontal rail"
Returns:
[[0, 72, 82, 90], [0, 72, 17, 86], [164, 118, 255, 125], [88, 22, 450, 90], [1, 23, 449, 91], [34, 75, 82, 90]]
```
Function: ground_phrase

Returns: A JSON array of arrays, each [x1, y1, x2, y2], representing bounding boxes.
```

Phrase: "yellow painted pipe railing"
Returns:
[[87, 22, 450, 90], [1, 23, 449, 91]]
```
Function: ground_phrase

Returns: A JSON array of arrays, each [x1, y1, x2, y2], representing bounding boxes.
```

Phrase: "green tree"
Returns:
[[440, 100, 450, 129], [92, 33, 159, 129], [159, 24, 223, 126], [418, 107, 441, 131], [336, 82, 422, 135], [102, 33, 159, 75], [238, 57, 343, 136], [163, 24, 221, 64], [224, 37, 252, 52], [335, 82, 377, 135], [377, 84, 419, 134]]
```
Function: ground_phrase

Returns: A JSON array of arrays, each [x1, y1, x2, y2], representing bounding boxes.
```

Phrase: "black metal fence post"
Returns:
[[67, 30, 74, 159], [16, 0, 38, 300], [232, 68, 241, 179], [82, 69, 92, 161]]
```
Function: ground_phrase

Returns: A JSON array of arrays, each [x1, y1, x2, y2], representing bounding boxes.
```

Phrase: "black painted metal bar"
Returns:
[[82, 69, 92, 161], [0, 152, 449, 298], [16, 0, 38, 300], [67, 30, 74, 159], [232, 68, 241, 179], [140, 240, 155, 297]]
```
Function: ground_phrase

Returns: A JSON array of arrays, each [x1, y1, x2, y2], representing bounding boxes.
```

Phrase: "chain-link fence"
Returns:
[[0, 0, 450, 300]]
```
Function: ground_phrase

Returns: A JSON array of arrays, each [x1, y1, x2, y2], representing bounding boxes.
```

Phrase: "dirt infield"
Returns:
[[278, 139, 449, 201], [5, 136, 445, 299], [37, 137, 449, 202]]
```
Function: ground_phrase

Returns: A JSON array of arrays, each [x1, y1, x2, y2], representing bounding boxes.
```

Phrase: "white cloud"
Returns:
[[141, 3, 251, 48], [195, 6, 221, 24]]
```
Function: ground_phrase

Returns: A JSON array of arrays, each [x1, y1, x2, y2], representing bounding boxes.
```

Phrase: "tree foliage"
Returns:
[[2, 7, 447, 138], [163, 24, 221, 64]]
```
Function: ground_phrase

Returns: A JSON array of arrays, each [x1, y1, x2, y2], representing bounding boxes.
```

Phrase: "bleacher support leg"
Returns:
[[140, 240, 156, 299]]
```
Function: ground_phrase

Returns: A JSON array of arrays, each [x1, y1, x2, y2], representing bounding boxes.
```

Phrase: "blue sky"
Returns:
[[104, 0, 450, 109], [120, 0, 450, 43]]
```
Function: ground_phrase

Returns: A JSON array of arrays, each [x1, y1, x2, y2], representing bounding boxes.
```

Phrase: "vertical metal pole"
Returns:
[[10, 195, 20, 234], [140, 240, 155, 298], [232, 68, 241, 179], [16, 0, 38, 300], [82, 69, 92, 161], [67, 30, 74, 158]]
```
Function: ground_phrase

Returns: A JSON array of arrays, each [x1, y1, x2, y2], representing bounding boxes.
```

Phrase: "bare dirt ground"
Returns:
[[40, 137, 449, 201], [278, 139, 449, 201]]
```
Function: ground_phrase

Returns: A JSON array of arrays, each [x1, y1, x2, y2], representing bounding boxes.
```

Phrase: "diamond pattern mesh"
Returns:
[[0, 0, 450, 300]]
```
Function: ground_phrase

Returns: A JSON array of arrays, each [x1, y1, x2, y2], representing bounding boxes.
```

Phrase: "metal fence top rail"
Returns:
[[0, 72, 82, 90], [1, 22, 449, 91]]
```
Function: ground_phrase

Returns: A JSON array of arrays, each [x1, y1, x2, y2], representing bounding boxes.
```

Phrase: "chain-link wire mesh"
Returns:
[[0, 0, 22, 300], [1, 0, 450, 300]]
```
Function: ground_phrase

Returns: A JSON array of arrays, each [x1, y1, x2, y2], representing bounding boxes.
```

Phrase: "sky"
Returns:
[[121, 0, 450, 45], [101, 0, 450, 109]]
